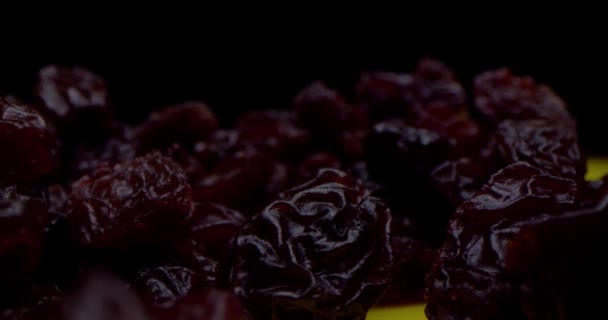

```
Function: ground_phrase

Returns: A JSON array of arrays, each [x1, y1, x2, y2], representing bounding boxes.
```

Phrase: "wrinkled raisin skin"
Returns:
[[230, 168, 392, 320], [65, 152, 192, 249], [474, 68, 574, 127], [425, 162, 579, 320]]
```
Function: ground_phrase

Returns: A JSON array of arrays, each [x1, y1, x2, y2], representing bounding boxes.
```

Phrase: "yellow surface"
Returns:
[[366, 157, 608, 320]]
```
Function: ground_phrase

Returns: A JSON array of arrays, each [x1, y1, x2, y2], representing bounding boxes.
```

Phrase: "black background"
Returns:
[[1, 17, 606, 153]]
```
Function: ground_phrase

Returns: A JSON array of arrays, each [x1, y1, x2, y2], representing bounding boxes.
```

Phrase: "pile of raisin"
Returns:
[[0, 60, 603, 320]]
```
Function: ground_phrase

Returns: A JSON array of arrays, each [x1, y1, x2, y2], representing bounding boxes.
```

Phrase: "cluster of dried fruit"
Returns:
[[0, 60, 602, 320]]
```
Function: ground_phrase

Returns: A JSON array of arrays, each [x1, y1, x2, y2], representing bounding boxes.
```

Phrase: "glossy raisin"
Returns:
[[0, 97, 60, 185], [493, 119, 586, 180], [230, 168, 392, 320], [474, 68, 575, 127], [425, 162, 579, 320], [64, 152, 192, 249]]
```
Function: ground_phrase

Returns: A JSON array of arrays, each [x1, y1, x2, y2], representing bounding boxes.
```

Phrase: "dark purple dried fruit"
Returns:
[[474, 68, 575, 127], [135, 101, 219, 154], [425, 162, 579, 320], [35, 65, 115, 142], [230, 168, 392, 320], [0, 97, 60, 185], [493, 119, 586, 180], [64, 152, 192, 249]]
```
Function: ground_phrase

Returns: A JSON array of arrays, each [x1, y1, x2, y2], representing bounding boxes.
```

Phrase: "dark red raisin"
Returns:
[[64, 152, 192, 249], [474, 68, 575, 127], [230, 168, 392, 320], [425, 162, 579, 320], [493, 119, 586, 180]]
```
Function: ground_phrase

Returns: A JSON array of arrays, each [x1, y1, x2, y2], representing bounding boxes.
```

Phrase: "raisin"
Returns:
[[0, 97, 60, 185], [425, 162, 579, 320], [64, 152, 192, 249], [35, 65, 116, 143], [0, 186, 48, 286], [493, 119, 586, 180], [474, 68, 575, 127], [134, 101, 219, 154], [430, 144, 501, 207], [229, 168, 392, 320]]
